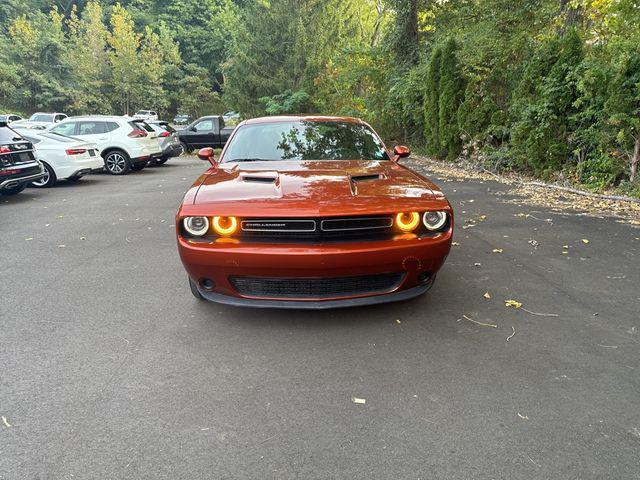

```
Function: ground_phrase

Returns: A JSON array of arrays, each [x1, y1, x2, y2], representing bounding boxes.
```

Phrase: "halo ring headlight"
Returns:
[[183, 216, 209, 236], [212, 216, 238, 236], [395, 212, 420, 232], [422, 211, 447, 231]]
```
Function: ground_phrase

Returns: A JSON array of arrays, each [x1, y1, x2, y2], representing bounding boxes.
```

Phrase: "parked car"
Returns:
[[13, 112, 67, 129], [0, 114, 23, 124], [177, 115, 233, 153], [176, 115, 453, 309], [173, 113, 192, 126], [0, 121, 44, 195], [147, 121, 183, 164], [13, 128, 103, 187], [222, 110, 238, 121], [49, 116, 162, 175], [133, 110, 159, 122]]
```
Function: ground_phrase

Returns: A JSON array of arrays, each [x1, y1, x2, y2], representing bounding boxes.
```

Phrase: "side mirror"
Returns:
[[190, 126, 197, 132], [197, 147, 217, 168], [393, 145, 411, 161]]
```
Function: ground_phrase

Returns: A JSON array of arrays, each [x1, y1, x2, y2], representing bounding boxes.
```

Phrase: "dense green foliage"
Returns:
[[0, 0, 639, 194]]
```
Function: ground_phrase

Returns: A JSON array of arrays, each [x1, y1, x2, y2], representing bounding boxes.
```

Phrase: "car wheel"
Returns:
[[180, 142, 191, 154], [189, 277, 204, 300], [0, 184, 27, 196], [104, 151, 131, 175], [155, 158, 168, 165], [31, 163, 57, 188], [130, 162, 146, 171]]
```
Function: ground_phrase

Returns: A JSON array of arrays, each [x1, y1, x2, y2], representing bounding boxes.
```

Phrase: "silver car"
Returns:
[[147, 121, 183, 165]]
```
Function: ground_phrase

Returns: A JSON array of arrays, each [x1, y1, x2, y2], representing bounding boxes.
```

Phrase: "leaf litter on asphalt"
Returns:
[[505, 299, 558, 317]]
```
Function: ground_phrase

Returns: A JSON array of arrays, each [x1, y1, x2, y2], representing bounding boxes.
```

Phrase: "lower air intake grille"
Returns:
[[229, 272, 403, 299]]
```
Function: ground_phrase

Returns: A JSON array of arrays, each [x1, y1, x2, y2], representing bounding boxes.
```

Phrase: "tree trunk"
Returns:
[[631, 136, 640, 183], [558, 0, 582, 35]]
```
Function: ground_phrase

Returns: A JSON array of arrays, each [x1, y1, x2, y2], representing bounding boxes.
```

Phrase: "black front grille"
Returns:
[[229, 272, 404, 299], [238, 215, 395, 242]]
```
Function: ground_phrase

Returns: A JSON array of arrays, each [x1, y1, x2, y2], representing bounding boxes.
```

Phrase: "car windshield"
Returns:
[[30, 114, 54, 122], [222, 121, 389, 163]]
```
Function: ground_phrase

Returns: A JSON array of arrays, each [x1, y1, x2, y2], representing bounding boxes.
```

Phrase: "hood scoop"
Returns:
[[239, 172, 279, 184], [350, 173, 385, 182]]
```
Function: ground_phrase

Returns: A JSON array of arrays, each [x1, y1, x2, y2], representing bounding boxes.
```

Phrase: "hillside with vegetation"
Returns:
[[0, 0, 639, 196]]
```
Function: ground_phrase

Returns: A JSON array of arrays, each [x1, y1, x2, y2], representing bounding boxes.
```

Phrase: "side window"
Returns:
[[55, 114, 66, 122], [105, 122, 120, 133], [151, 111, 157, 116], [77, 121, 107, 135], [194, 120, 213, 132], [51, 122, 77, 136]]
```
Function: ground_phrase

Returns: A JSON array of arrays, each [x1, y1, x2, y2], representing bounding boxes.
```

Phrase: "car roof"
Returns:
[[63, 115, 128, 121], [242, 115, 364, 126]]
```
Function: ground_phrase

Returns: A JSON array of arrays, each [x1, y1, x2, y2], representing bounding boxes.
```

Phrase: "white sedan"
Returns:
[[14, 128, 103, 187]]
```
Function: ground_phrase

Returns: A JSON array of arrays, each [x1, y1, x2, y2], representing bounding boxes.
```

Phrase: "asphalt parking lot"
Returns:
[[2, 156, 639, 479]]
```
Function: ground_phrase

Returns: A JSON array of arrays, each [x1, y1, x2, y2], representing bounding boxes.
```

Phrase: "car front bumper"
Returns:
[[177, 232, 451, 309]]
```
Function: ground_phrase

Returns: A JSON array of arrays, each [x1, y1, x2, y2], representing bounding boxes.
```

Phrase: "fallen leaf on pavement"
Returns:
[[395, 319, 401, 324], [1, 416, 10, 427], [452, 242, 460, 246], [582, 239, 590, 244], [492, 248, 503, 253], [25, 237, 33, 241], [505, 299, 523, 308], [352, 397, 366, 405], [484, 292, 491, 299], [506, 326, 516, 342], [474, 262, 481, 267]]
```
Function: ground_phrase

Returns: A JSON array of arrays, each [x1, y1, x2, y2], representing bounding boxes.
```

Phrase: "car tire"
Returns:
[[155, 158, 168, 165], [179, 142, 191, 154], [31, 162, 57, 188], [104, 150, 131, 175], [130, 162, 146, 171], [0, 184, 27, 196], [189, 277, 204, 300]]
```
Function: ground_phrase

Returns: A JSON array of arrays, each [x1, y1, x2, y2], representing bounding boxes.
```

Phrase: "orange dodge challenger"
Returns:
[[176, 116, 453, 309]]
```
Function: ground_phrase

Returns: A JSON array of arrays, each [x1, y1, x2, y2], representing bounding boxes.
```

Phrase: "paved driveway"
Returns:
[[2, 157, 639, 479]]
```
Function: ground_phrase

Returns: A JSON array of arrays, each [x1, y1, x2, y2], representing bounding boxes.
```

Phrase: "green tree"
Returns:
[[438, 38, 464, 160], [423, 45, 442, 155], [66, 1, 111, 114], [107, 3, 141, 114]]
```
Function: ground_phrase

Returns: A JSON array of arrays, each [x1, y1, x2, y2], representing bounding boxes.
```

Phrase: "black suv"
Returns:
[[0, 122, 44, 196]]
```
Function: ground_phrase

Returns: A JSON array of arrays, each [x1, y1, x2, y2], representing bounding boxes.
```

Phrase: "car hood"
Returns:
[[189, 160, 446, 216]]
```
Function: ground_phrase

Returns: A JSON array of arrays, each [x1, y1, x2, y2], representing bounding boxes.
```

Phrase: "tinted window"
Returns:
[[194, 120, 213, 132], [222, 121, 389, 163], [158, 122, 175, 133], [51, 122, 77, 136], [55, 114, 66, 122], [133, 120, 154, 132], [77, 121, 107, 135], [105, 122, 120, 132]]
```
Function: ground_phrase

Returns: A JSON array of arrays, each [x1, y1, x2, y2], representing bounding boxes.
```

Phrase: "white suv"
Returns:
[[49, 116, 162, 175], [133, 110, 159, 122]]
